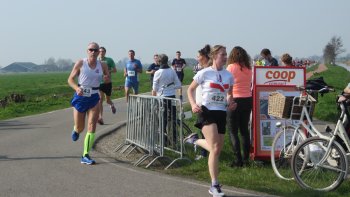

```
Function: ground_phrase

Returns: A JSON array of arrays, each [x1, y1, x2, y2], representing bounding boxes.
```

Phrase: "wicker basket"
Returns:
[[268, 92, 294, 119], [268, 92, 316, 119]]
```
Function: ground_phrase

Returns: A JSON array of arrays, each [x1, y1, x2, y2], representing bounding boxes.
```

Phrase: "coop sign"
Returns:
[[255, 68, 304, 86]]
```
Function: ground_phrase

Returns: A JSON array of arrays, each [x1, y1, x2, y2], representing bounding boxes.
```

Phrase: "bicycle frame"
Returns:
[[316, 101, 350, 166]]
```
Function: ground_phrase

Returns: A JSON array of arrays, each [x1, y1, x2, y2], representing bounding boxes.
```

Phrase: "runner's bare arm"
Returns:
[[187, 80, 201, 113], [124, 68, 127, 77], [101, 62, 110, 83]]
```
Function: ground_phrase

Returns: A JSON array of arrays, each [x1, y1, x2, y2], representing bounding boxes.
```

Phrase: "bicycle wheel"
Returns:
[[177, 119, 192, 137], [271, 125, 306, 180], [291, 137, 348, 191]]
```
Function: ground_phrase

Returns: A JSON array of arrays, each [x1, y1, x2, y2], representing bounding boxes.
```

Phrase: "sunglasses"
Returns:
[[88, 48, 99, 52]]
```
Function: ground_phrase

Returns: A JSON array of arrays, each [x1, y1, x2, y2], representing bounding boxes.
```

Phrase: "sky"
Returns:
[[0, 0, 349, 67]]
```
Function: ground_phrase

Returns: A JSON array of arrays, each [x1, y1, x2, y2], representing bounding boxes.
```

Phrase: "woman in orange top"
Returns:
[[226, 46, 252, 167]]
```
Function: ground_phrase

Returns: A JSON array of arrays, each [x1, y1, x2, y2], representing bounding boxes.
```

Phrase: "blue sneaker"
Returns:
[[81, 154, 96, 165], [209, 184, 224, 196], [71, 131, 79, 141], [183, 133, 199, 144]]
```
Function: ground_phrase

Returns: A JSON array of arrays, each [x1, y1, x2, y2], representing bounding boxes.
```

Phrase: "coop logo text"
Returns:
[[264, 70, 296, 85]]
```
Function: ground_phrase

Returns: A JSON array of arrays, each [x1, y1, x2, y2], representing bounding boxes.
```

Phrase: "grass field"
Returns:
[[0, 68, 194, 120]]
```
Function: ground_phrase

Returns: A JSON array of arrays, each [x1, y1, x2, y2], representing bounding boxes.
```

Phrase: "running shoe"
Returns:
[[183, 133, 199, 144], [97, 119, 104, 125], [81, 154, 96, 165], [71, 131, 79, 141], [209, 184, 224, 196], [110, 105, 116, 114]]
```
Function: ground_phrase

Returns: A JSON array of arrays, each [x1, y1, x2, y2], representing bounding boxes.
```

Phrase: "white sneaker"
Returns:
[[183, 133, 199, 144], [209, 184, 224, 196]]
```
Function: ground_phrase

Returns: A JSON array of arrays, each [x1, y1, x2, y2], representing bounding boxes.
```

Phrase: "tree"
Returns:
[[323, 36, 345, 64], [45, 57, 56, 65], [56, 58, 73, 69]]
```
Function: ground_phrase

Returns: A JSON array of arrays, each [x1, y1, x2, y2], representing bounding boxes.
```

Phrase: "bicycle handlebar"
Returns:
[[295, 86, 335, 94]]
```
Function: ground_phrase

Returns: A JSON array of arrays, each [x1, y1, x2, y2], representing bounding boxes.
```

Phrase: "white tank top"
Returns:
[[78, 58, 103, 93], [194, 67, 233, 111]]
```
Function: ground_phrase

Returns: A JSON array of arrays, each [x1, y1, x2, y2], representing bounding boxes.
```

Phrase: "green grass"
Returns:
[[163, 64, 350, 197], [0, 68, 194, 120], [311, 64, 350, 122]]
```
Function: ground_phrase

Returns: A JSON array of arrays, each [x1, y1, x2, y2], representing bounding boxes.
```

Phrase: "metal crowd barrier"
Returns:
[[115, 94, 190, 169]]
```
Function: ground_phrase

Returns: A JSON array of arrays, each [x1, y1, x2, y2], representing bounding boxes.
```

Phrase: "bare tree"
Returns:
[[323, 36, 345, 64]]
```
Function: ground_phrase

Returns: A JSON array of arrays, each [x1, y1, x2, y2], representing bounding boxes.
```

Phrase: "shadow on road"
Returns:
[[0, 120, 50, 131]]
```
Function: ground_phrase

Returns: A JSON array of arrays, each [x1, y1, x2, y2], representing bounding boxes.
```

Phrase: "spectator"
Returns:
[[152, 54, 182, 146], [260, 48, 278, 66], [226, 46, 253, 167], [281, 53, 294, 67]]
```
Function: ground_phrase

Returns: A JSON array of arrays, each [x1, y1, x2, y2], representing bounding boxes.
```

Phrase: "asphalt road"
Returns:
[[0, 88, 273, 197]]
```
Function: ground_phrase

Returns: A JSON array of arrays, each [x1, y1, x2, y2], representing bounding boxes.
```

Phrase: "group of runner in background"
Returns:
[[68, 42, 314, 196]]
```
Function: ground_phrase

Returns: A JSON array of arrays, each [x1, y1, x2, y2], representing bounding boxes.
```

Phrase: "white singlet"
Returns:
[[78, 58, 103, 94], [193, 66, 234, 111]]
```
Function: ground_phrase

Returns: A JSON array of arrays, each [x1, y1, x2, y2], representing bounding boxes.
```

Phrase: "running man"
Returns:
[[98, 46, 117, 125], [146, 54, 160, 88], [68, 42, 110, 165], [171, 51, 186, 100], [124, 49, 142, 102]]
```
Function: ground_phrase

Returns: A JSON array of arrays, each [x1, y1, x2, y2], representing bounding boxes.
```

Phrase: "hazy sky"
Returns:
[[0, 0, 349, 67]]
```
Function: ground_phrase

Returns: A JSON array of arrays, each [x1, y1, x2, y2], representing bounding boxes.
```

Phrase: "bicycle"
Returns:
[[270, 86, 333, 180], [291, 93, 350, 191]]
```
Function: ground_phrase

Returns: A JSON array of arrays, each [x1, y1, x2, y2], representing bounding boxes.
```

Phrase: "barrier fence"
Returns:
[[115, 95, 191, 169]]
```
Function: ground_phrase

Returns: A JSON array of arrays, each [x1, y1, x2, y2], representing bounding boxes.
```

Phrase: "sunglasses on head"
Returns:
[[88, 48, 99, 52]]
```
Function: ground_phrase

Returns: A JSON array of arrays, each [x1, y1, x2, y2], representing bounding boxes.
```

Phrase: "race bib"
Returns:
[[208, 92, 226, 106], [82, 88, 92, 97], [128, 71, 135, 76], [176, 67, 182, 72]]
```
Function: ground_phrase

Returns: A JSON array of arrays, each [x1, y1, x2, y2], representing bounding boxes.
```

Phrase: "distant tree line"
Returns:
[[44, 57, 74, 71]]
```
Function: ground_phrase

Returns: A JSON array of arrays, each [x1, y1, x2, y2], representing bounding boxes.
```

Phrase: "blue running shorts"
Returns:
[[125, 80, 139, 94], [71, 93, 100, 113]]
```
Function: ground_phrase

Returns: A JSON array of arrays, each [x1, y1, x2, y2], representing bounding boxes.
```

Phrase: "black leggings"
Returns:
[[227, 97, 252, 163], [163, 96, 177, 145]]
